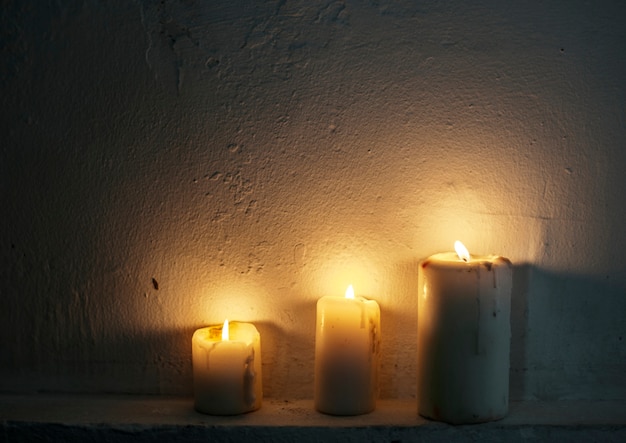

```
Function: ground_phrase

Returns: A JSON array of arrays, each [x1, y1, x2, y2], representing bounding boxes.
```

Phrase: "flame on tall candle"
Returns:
[[222, 319, 230, 341], [345, 285, 355, 299], [454, 241, 470, 262]]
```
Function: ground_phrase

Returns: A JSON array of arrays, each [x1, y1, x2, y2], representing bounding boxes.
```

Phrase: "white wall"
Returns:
[[1, 0, 625, 401]]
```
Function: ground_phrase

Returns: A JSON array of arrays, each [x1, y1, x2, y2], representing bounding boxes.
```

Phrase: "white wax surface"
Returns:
[[192, 322, 262, 415], [417, 252, 512, 424], [314, 295, 381, 415]]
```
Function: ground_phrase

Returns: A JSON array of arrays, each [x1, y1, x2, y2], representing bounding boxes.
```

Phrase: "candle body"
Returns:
[[417, 253, 512, 424], [314, 295, 381, 415], [192, 322, 262, 415]]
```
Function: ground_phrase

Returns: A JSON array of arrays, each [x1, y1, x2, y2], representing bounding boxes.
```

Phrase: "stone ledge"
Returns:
[[1, 395, 625, 442]]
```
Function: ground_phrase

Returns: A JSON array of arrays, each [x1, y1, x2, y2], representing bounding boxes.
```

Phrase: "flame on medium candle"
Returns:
[[345, 285, 355, 299], [222, 319, 229, 341], [454, 241, 470, 262]]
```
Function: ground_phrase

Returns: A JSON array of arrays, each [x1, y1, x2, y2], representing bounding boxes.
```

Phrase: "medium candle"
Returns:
[[192, 320, 262, 415], [417, 241, 512, 424], [314, 285, 381, 415]]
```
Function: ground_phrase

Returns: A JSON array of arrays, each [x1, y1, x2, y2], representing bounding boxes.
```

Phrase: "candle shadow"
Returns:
[[19, 325, 198, 396], [514, 266, 626, 401], [254, 298, 317, 400], [253, 320, 297, 400], [510, 263, 531, 401], [378, 258, 421, 400]]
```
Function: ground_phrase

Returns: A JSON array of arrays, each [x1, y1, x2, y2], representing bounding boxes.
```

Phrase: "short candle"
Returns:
[[417, 241, 512, 424], [314, 285, 381, 415], [192, 319, 262, 415]]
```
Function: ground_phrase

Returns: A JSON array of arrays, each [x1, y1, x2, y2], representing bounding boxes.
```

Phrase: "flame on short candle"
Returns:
[[345, 285, 355, 299], [222, 319, 229, 341], [454, 241, 470, 262]]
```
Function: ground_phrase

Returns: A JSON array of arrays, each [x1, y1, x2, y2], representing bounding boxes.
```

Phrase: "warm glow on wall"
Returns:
[[194, 281, 275, 324], [413, 193, 515, 258], [419, 203, 484, 248], [310, 255, 383, 300]]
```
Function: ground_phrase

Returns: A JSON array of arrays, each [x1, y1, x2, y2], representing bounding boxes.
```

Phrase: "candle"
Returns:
[[192, 319, 262, 415], [417, 241, 512, 424], [314, 285, 381, 415]]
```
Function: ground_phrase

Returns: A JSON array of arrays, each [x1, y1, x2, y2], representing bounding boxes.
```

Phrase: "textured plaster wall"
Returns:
[[1, 0, 625, 401]]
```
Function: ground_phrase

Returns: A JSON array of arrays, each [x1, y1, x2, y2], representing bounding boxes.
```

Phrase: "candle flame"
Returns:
[[222, 319, 229, 341], [454, 241, 470, 262], [345, 284, 355, 299]]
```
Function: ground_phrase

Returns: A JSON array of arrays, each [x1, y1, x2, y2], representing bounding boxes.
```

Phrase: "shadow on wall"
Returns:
[[377, 258, 421, 400], [254, 319, 315, 400], [0, 325, 193, 395], [510, 264, 626, 401], [0, 319, 297, 400], [510, 263, 530, 401]]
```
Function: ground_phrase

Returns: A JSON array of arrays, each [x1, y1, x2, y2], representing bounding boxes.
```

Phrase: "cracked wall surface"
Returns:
[[1, 0, 625, 401]]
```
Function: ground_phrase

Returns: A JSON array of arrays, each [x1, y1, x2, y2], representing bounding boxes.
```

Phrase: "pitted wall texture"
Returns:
[[1, 0, 625, 400]]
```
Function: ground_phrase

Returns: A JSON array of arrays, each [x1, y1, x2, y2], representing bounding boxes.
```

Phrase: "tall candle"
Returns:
[[417, 241, 512, 424], [192, 320, 262, 415], [314, 285, 381, 415]]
